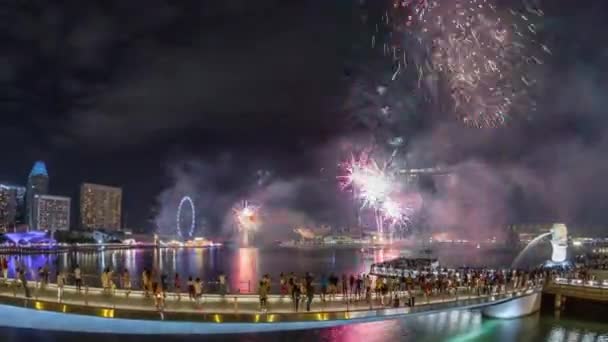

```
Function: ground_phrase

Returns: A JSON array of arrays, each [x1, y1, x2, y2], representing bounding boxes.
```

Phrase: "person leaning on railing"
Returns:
[[73, 265, 82, 292]]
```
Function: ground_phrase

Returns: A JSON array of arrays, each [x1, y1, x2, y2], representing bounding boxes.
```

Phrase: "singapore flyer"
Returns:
[[176, 196, 195, 239]]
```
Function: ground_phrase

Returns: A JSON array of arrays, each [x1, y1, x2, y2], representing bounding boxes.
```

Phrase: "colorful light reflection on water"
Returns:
[[0, 307, 606, 341]]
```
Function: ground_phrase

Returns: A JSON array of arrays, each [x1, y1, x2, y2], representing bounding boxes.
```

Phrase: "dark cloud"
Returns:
[[2, 0, 351, 149]]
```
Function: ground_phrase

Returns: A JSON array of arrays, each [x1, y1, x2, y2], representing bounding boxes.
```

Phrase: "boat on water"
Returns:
[[158, 237, 221, 248], [184, 237, 222, 248], [278, 235, 377, 249], [370, 257, 441, 278]]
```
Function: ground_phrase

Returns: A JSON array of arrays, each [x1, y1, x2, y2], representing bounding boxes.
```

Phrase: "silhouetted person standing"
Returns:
[[306, 274, 315, 312], [19, 268, 30, 298], [293, 279, 301, 312]]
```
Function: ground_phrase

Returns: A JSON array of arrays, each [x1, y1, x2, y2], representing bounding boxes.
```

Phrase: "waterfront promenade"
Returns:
[[0, 277, 542, 323]]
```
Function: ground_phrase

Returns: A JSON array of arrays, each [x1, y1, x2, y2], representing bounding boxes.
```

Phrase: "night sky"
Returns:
[[2, 1, 608, 236], [1, 0, 355, 231]]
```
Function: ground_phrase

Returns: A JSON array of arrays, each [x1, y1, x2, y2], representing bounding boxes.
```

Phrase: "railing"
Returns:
[[2, 272, 256, 294], [5, 270, 544, 297], [0, 275, 541, 304], [552, 277, 608, 289], [0, 280, 542, 318], [545, 277, 608, 303]]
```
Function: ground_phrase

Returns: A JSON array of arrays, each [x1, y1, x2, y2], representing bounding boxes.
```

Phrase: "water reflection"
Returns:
[[0, 310, 606, 342], [313, 311, 552, 342], [0, 246, 470, 286], [548, 327, 605, 342], [125, 249, 136, 272], [231, 247, 259, 293], [318, 320, 402, 342], [0, 244, 550, 289]]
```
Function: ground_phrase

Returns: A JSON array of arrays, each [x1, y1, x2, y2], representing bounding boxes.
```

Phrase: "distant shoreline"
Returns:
[[0, 244, 222, 255]]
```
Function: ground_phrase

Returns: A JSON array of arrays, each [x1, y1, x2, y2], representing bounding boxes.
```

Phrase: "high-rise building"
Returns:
[[26, 161, 49, 230], [80, 183, 122, 231], [33, 194, 70, 231], [0, 183, 26, 228], [11, 185, 26, 224], [0, 185, 17, 230]]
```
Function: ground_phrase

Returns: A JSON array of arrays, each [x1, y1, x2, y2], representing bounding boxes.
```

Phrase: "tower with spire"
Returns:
[[26, 161, 49, 230]]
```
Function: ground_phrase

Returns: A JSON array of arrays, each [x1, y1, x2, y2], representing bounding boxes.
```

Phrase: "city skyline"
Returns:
[[2, 161, 126, 232]]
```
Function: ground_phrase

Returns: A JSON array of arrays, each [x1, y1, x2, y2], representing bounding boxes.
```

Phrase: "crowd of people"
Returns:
[[549, 266, 604, 283], [575, 253, 608, 270], [0, 254, 605, 313], [259, 268, 550, 312]]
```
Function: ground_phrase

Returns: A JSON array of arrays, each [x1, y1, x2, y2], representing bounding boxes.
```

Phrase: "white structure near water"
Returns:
[[550, 223, 568, 263], [511, 222, 570, 268]]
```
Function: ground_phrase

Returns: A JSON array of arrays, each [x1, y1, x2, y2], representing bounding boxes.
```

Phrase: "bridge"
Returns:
[[544, 277, 608, 311], [0, 277, 543, 335]]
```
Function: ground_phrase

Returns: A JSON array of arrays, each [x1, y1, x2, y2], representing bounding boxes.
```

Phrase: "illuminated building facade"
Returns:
[[0, 185, 17, 230], [11, 185, 26, 224], [80, 183, 122, 231], [33, 194, 70, 231], [26, 161, 49, 230]]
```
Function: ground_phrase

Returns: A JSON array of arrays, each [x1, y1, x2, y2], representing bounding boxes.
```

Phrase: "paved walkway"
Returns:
[[0, 278, 531, 315], [544, 278, 608, 302]]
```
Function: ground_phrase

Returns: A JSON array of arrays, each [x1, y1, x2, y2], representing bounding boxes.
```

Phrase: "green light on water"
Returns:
[[447, 320, 500, 342]]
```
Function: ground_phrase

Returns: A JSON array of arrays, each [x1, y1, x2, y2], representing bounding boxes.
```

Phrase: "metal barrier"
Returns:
[[553, 277, 608, 289], [0, 277, 545, 325]]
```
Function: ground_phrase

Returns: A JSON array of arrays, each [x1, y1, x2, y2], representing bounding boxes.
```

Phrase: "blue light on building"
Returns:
[[4, 231, 56, 245], [29, 161, 48, 178], [26, 161, 50, 230]]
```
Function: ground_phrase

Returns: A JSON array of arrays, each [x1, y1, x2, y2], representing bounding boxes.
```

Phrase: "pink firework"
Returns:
[[339, 154, 393, 209], [233, 200, 261, 232], [338, 151, 420, 236]]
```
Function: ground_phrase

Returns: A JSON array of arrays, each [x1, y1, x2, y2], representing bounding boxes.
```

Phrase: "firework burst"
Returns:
[[340, 156, 392, 209], [233, 200, 261, 233], [363, 0, 550, 128], [339, 150, 416, 237]]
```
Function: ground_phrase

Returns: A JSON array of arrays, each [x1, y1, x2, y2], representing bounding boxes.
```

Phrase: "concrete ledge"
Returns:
[[544, 283, 608, 302], [481, 291, 541, 319]]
